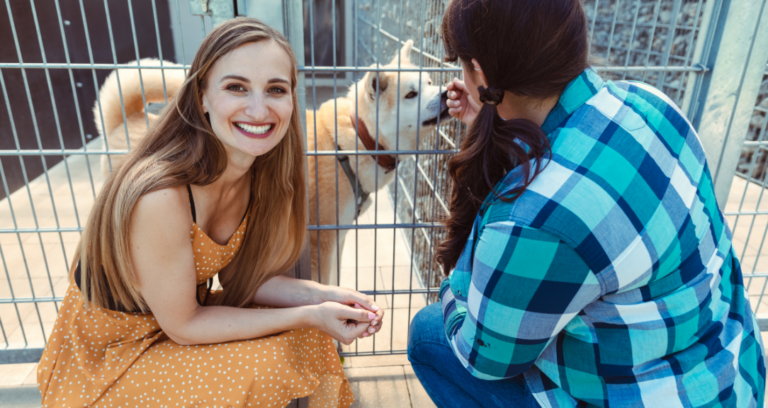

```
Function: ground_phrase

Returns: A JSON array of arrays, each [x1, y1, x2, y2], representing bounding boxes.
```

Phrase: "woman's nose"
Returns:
[[244, 94, 270, 120]]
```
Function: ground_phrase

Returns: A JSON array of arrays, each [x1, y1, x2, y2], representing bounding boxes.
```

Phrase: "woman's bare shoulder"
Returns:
[[132, 186, 193, 234]]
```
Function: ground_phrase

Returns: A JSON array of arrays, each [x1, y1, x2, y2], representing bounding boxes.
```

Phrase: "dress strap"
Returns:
[[187, 185, 197, 223]]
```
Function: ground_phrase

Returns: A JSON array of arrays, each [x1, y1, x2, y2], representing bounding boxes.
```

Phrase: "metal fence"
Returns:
[[1, 0, 767, 365]]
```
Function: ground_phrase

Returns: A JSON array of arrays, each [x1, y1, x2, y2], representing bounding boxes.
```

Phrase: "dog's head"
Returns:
[[352, 40, 450, 157]]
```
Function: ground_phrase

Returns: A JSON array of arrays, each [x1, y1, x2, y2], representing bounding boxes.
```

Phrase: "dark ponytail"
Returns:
[[436, 0, 590, 273]]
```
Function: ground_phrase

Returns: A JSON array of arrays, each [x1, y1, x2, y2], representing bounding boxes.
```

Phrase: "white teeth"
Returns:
[[236, 122, 272, 135]]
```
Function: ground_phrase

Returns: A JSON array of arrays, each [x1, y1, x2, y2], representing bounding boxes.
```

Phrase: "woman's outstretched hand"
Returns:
[[446, 78, 481, 126], [312, 301, 378, 345], [321, 286, 384, 339]]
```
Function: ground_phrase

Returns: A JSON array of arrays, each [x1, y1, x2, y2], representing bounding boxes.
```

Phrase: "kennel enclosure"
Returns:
[[0, 0, 767, 364]]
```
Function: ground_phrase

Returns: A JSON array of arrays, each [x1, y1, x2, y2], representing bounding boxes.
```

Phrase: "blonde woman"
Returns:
[[37, 18, 383, 408]]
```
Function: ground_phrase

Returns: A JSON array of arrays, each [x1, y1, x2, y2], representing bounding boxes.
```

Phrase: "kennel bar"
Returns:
[[2, 0, 768, 367], [0, 63, 710, 73]]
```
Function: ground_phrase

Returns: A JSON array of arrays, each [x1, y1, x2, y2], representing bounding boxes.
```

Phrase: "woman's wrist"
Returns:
[[311, 283, 334, 304], [315, 283, 338, 304], [297, 304, 320, 330]]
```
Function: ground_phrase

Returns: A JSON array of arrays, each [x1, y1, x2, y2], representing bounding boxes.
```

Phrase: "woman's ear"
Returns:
[[471, 58, 489, 88]]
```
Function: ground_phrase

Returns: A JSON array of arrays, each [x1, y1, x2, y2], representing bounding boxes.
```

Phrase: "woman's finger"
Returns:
[[344, 292, 380, 313], [357, 303, 384, 326], [342, 307, 377, 323], [451, 78, 469, 93], [348, 321, 370, 339]]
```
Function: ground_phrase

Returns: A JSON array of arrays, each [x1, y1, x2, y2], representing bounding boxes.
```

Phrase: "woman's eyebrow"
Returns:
[[268, 78, 290, 85], [219, 75, 289, 85], [220, 74, 249, 83]]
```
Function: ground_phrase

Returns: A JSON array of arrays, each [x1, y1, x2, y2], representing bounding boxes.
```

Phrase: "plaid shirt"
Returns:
[[440, 69, 766, 407]]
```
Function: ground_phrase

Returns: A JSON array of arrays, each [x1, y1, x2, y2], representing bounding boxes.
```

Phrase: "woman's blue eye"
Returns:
[[270, 87, 287, 94]]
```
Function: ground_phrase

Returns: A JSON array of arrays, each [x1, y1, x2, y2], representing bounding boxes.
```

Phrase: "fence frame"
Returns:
[[1, 0, 768, 364]]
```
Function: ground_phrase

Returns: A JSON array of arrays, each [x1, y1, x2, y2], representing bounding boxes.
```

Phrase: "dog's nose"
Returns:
[[440, 90, 449, 110]]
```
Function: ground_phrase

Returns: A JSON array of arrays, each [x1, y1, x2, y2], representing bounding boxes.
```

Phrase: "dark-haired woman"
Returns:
[[406, 0, 765, 407]]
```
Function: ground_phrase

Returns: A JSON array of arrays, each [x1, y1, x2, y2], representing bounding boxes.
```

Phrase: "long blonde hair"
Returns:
[[78, 18, 307, 312]]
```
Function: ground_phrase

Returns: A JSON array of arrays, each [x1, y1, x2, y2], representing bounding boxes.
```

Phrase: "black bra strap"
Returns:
[[73, 262, 129, 312], [187, 185, 197, 223]]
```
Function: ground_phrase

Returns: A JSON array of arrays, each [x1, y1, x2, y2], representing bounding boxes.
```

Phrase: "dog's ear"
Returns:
[[395, 39, 413, 65], [366, 72, 389, 101]]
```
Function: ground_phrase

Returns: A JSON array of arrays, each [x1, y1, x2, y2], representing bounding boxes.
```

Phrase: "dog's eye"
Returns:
[[405, 91, 418, 99]]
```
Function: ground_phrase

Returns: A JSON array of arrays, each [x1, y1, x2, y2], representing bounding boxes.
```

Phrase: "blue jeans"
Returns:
[[407, 303, 540, 408]]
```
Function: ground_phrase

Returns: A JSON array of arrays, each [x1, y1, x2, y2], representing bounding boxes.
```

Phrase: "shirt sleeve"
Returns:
[[440, 221, 603, 380]]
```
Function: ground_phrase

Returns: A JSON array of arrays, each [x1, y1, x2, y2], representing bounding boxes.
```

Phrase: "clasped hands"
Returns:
[[314, 286, 385, 345]]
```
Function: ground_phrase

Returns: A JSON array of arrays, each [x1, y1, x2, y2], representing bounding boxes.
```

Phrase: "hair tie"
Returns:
[[478, 86, 504, 106]]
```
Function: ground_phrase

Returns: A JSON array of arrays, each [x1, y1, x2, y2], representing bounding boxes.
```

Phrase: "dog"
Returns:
[[95, 59, 187, 176], [95, 41, 450, 286]]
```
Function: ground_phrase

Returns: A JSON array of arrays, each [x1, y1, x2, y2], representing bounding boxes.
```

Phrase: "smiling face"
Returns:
[[201, 40, 294, 164]]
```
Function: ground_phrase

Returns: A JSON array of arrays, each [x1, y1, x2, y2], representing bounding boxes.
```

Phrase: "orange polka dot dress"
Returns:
[[37, 187, 354, 408]]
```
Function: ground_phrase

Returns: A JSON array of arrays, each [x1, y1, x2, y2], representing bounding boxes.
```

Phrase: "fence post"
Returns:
[[681, 0, 768, 210]]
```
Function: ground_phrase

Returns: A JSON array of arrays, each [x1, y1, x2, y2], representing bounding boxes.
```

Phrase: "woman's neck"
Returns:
[[495, 91, 561, 127], [203, 147, 254, 198]]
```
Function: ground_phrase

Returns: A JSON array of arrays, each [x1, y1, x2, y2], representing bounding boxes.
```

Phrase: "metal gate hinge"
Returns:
[[694, 63, 710, 73], [200, 0, 208, 13]]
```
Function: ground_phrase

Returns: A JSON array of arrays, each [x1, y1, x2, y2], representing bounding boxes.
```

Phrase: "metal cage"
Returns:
[[0, 0, 767, 365]]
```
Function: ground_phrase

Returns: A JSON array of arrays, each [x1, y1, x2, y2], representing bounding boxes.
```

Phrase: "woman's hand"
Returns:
[[352, 302, 383, 338], [312, 301, 377, 345], [446, 78, 481, 126], [321, 286, 385, 336]]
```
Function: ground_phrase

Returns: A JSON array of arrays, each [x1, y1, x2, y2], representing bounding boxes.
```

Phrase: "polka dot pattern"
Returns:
[[191, 217, 245, 281], [36, 217, 354, 407]]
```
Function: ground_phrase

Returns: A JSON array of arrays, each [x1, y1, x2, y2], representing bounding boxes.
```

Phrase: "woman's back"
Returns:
[[442, 69, 765, 407]]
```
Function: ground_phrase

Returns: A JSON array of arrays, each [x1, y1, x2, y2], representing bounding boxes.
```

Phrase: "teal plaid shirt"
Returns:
[[440, 69, 766, 407]]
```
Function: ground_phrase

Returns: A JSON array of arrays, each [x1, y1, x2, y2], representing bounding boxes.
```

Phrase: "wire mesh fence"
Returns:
[[0, 0, 767, 364], [725, 63, 768, 317]]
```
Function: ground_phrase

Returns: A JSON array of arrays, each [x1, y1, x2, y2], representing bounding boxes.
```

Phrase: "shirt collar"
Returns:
[[540, 68, 604, 135]]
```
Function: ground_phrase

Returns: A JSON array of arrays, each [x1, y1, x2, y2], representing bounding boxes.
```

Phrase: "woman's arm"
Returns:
[[130, 188, 376, 345], [220, 271, 325, 307], [442, 221, 602, 380], [219, 258, 385, 333], [248, 273, 386, 336]]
